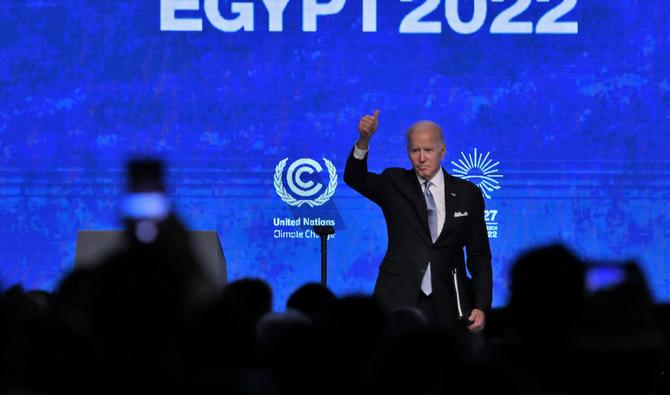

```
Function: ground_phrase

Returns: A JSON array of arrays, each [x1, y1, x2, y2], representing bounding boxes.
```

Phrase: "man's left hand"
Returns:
[[467, 308, 486, 333]]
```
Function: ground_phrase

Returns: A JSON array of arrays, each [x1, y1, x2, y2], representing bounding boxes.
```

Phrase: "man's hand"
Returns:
[[356, 109, 380, 150], [467, 308, 486, 333]]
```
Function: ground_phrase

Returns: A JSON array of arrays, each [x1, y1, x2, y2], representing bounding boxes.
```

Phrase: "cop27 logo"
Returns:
[[274, 158, 338, 207], [451, 148, 503, 199]]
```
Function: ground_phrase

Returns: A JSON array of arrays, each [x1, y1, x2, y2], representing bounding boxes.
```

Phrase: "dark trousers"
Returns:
[[417, 292, 481, 357], [417, 292, 437, 322]]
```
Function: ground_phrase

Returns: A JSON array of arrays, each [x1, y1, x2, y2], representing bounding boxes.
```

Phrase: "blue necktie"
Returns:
[[421, 181, 437, 295]]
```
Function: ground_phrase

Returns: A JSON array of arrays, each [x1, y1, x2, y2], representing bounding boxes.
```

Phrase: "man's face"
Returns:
[[407, 125, 446, 180]]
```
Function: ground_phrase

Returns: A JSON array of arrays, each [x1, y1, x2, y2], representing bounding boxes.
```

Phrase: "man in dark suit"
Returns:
[[344, 110, 492, 332]]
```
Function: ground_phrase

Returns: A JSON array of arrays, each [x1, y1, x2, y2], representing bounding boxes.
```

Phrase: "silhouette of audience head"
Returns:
[[508, 243, 585, 343], [286, 282, 336, 326]]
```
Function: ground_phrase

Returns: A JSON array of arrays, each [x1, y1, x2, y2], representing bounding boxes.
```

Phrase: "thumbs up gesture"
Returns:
[[356, 109, 380, 149]]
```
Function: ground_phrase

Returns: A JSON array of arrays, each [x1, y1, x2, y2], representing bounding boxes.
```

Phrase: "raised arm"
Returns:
[[355, 109, 379, 150], [344, 110, 385, 204]]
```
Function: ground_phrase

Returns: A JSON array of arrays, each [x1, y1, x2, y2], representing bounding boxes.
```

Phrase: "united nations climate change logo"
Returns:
[[274, 158, 338, 207], [451, 148, 503, 199]]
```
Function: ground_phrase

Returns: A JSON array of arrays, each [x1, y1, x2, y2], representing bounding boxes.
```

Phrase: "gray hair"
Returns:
[[406, 120, 445, 147]]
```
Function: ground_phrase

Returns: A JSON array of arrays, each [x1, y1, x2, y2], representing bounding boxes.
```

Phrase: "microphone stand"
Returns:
[[313, 225, 335, 287]]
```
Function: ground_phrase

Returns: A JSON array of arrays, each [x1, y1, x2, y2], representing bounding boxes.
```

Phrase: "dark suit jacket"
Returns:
[[344, 148, 492, 324]]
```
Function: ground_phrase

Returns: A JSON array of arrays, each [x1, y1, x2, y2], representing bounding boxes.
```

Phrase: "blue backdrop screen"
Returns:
[[1, 0, 668, 308]]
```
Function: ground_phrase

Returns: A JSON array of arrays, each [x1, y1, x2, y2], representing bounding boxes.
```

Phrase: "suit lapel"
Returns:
[[397, 170, 432, 245], [437, 169, 458, 242]]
